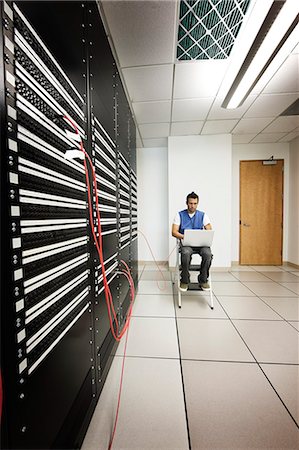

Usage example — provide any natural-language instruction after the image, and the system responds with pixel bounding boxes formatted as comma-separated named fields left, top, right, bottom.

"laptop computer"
left=182, top=229, right=214, bottom=247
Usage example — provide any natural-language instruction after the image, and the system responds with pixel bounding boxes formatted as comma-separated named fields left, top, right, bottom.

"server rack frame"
left=1, top=1, right=138, bottom=448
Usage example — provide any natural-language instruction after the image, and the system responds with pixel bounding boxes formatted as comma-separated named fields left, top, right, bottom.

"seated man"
left=172, top=191, right=213, bottom=292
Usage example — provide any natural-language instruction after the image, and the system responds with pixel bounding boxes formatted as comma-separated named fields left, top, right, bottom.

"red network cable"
left=63, top=115, right=135, bottom=450
left=63, top=115, right=134, bottom=341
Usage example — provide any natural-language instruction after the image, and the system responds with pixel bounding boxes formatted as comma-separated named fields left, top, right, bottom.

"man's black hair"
left=186, top=191, right=199, bottom=202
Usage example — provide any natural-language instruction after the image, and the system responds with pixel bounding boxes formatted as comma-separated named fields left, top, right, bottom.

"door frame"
left=239, top=159, right=284, bottom=265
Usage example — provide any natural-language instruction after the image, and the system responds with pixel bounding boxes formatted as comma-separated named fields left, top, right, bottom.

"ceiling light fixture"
left=221, top=0, right=299, bottom=109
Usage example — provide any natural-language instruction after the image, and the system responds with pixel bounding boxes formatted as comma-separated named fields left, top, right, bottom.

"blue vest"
left=179, top=209, right=204, bottom=234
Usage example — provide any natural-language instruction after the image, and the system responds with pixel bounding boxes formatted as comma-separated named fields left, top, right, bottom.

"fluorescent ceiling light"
left=221, top=0, right=299, bottom=109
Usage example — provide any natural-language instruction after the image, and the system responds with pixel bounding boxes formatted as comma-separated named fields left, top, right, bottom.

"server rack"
left=0, top=2, right=137, bottom=449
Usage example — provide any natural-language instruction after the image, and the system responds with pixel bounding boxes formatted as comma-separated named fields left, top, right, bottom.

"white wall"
left=137, top=139, right=295, bottom=266
left=288, top=137, right=299, bottom=265
left=168, top=135, right=232, bottom=268
left=137, top=147, right=169, bottom=261
left=232, top=143, right=290, bottom=262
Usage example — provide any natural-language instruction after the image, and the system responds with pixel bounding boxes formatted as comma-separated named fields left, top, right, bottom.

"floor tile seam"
left=214, top=280, right=271, bottom=283
left=256, top=296, right=299, bottom=325
left=172, top=281, right=192, bottom=450
left=218, top=294, right=297, bottom=322
left=181, top=358, right=299, bottom=366
left=259, top=361, right=299, bottom=366
left=235, top=277, right=299, bottom=298
left=256, top=294, right=298, bottom=298
left=209, top=295, right=292, bottom=368
left=250, top=266, right=284, bottom=272
left=228, top=271, right=241, bottom=281
left=249, top=280, right=299, bottom=284
left=254, top=271, right=295, bottom=283
left=257, top=364, right=299, bottom=429
left=211, top=294, right=260, bottom=297
left=135, top=294, right=174, bottom=298
left=136, top=292, right=174, bottom=296
left=288, top=322, right=299, bottom=332
left=221, top=299, right=298, bottom=427
left=262, top=275, right=299, bottom=283
left=176, top=317, right=230, bottom=321
left=112, top=354, right=181, bottom=361
left=230, top=318, right=299, bottom=332
left=279, top=286, right=299, bottom=295
left=205, top=293, right=298, bottom=331
left=219, top=290, right=299, bottom=428
left=175, top=317, right=292, bottom=322
left=213, top=291, right=266, bottom=364
left=132, top=314, right=176, bottom=319
left=280, top=266, right=299, bottom=272
left=180, top=358, right=258, bottom=364
left=231, top=318, right=292, bottom=322
left=176, top=274, right=298, bottom=427
left=138, top=280, right=172, bottom=284
left=209, top=293, right=297, bottom=325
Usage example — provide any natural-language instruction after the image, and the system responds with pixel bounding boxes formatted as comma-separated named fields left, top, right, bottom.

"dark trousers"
left=180, top=246, right=213, bottom=284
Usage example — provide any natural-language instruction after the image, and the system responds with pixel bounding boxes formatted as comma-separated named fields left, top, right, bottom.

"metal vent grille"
left=177, top=0, right=251, bottom=60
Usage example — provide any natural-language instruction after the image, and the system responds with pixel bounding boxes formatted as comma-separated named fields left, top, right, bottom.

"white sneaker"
left=199, top=281, right=210, bottom=291
left=179, top=282, right=188, bottom=292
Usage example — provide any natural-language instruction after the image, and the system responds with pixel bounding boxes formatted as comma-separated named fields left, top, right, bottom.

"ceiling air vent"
left=177, top=0, right=251, bottom=60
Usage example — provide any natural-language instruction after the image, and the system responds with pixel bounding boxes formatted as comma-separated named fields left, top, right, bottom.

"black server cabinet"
left=0, top=2, right=137, bottom=449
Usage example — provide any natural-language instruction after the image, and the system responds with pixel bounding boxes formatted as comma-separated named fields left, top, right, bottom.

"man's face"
left=187, top=198, right=198, bottom=214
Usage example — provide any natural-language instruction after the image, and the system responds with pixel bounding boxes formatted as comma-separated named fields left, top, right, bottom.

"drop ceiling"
left=99, top=0, right=299, bottom=148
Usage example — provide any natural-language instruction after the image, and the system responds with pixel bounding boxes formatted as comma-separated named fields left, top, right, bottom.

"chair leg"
left=178, top=283, right=181, bottom=308
left=177, top=271, right=181, bottom=308
left=209, top=278, right=214, bottom=309
left=176, top=240, right=182, bottom=308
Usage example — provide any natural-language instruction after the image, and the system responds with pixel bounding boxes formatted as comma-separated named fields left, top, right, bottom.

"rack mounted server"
left=0, top=2, right=138, bottom=448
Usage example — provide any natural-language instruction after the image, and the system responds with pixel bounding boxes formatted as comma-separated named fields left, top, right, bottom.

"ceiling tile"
left=122, top=65, right=173, bottom=102
left=174, top=60, right=229, bottom=99
left=244, top=93, right=299, bottom=118
left=102, top=0, right=297, bottom=146
left=251, top=133, right=288, bottom=143
left=279, top=130, right=299, bottom=142
left=170, top=121, right=204, bottom=136
left=263, top=54, right=299, bottom=94
left=172, top=98, right=214, bottom=122
left=139, top=123, right=170, bottom=139
left=293, top=44, right=299, bottom=54
left=142, top=138, right=168, bottom=148
left=232, top=134, right=257, bottom=144
left=101, top=1, right=176, bottom=67
left=132, top=101, right=171, bottom=124
left=232, top=117, right=274, bottom=134
left=201, top=119, right=238, bottom=134
left=263, top=116, right=299, bottom=133
left=208, top=95, right=256, bottom=120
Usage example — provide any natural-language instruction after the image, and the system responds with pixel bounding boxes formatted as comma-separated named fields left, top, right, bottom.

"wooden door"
left=240, top=160, right=283, bottom=265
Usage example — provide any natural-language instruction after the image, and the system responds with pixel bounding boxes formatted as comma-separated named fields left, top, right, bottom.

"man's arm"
left=172, top=223, right=184, bottom=240
left=204, top=223, right=212, bottom=230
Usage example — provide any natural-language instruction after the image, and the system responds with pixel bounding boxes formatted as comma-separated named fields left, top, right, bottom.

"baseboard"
left=140, top=260, right=299, bottom=270
left=169, top=266, right=230, bottom=272
left=231, top=260, right=299, bottom=269
left=139, top=260, right=168, bottom=266
left=284, top=261, right=299, bottom=269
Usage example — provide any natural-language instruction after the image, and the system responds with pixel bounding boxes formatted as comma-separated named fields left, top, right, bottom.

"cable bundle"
left=63, top=115, right=135, bottom=341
